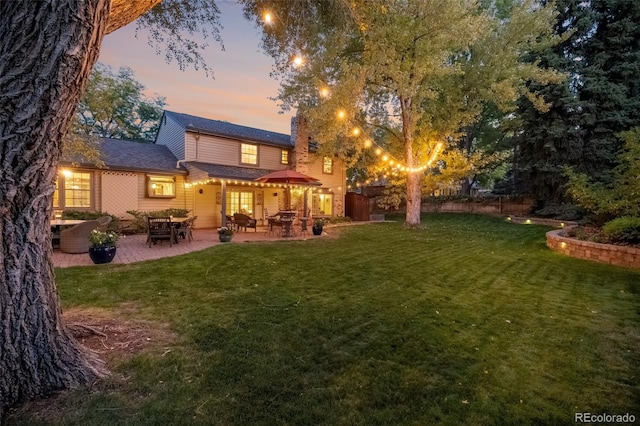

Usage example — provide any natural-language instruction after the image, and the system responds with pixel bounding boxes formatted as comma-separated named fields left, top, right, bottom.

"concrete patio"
left=52, top=226, right=330, bottom=268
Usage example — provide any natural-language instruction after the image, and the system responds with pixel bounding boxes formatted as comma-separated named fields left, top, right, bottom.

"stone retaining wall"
left=546, top=229, right=640, bottom=270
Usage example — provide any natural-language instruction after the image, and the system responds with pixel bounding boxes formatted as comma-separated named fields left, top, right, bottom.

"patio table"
left=278, top=211, right=296, bottom=237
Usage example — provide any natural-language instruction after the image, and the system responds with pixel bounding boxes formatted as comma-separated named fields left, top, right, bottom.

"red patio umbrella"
left=254, top=169, right=321, bottom=185
left=254, top=170, right=321, bottom=211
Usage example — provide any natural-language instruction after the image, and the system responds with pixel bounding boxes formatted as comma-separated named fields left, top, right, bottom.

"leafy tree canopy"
left=565, top=127, right=640, bottom=220
left=73, top=62, right=166, bottom=141
left=242, top=0, right=563, bottom=224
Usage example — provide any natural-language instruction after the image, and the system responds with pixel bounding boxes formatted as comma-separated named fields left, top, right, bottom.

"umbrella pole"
left=285, top=186, right=291, bottom=211
left=303, top=189, right=308, bottom=217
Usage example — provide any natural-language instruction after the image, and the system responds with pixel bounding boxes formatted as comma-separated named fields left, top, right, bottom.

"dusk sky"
left=98, top=1, right=292, bottom=135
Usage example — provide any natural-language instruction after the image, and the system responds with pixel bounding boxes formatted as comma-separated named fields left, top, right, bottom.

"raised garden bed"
left=547, top=229, right=640, bottom=270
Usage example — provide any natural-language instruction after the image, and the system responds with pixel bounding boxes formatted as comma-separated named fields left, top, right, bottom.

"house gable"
left=155, top=111, right=187, bottom=160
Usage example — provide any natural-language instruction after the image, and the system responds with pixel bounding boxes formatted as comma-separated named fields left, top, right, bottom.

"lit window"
left=241, top=143, right=258, bottom=165
left=323, top=157, right=333, bottom=174
left=147, top=175, right=176, bottom=198
left=226, top=191, right=254, bottom=215
left=63, top=171, right=92, bottom=208
left=281, top=149, right=289, bottom=164
left=313, top=193, right=333, bottom=216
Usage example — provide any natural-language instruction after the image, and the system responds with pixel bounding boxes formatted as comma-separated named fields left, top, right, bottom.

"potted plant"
left=88, top=229, right=119, bottom=264
left=312, top=218, right=324, bottom=236
left=217, top=226, right=234, bottom=242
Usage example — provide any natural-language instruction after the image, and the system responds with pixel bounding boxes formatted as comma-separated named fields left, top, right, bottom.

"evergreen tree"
left=580, top=0, right=640, bottom=182
left=515, top=0, right=640, bottom=205
left=513, top=0, right=594, bottom=203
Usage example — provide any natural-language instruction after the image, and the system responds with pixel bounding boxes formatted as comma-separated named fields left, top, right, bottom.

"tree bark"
left=107, top=0, right=163, bottom=34
left=0, top=0, right=119, bottom=415
left=401, top=97, right=421, bottom=226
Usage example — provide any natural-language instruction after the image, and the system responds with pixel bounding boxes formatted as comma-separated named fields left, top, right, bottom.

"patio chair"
left=267, top=213, right=283, bottom=236
left=176, top=216, right=196, bottom=242
left=147, top=217, right=174, bottom=247
left=96, top=215, right=112, bottom=231
left=233, top=213, right=257, bottom=232
left=59, top=220, right=100, bottom=253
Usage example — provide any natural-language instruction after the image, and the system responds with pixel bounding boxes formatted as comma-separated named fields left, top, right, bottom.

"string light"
left=292, top=55, right=304, bottom=67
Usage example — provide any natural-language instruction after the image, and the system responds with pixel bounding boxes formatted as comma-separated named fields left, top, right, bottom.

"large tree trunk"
left=401, top=97, right=421, bottom=226
left=0, top=0, right=114, bottom=415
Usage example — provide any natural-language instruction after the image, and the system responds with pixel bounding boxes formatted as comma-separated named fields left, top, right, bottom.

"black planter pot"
left=312, top=225, right=323, bottom=236
left=88, top=246, right=117, bottom=264
left=218, top=234, right=233, bottom=242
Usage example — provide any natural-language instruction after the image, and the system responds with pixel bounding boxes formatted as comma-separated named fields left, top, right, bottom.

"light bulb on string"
left=292, top=55, right=304, bottom=67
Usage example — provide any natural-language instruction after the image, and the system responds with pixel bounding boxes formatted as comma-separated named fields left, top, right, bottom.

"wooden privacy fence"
left=420, top=197, right=534, bottom=215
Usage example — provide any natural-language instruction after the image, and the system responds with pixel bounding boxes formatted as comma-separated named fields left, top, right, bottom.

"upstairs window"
left=147, top=175, right=176, bottom=198
left=323, top=156, right=333, bottom=174
left=281, top=149, right=289, bottom=165
left=241, top=143, right=258, bottom=165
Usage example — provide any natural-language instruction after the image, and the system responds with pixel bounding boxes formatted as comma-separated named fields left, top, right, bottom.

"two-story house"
left=55, top=111, right=346, bottom=228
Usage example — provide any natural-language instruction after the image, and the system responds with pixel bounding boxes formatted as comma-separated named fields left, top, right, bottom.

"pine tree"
left=515, top=0, right=640, bottom=206
left=580, top=0, right=640, bottom=182
left=514, top=0, right=594, bottom=204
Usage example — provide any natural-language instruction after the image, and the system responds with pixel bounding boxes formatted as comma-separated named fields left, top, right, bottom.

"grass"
left=10, top=214, right=640, bottom=425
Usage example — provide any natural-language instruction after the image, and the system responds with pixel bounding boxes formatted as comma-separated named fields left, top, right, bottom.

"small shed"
left=345, top=192, right=370, bottom=221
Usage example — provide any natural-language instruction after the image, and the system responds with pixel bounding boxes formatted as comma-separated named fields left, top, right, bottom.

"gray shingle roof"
left=185, top=162, right=274, bottom=181
left=164, top=110, right=293, bottom=148
left=61, top=138, right=185, bottom=174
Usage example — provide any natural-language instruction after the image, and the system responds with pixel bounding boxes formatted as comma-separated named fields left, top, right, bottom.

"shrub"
left=126, top=209, right=192, bottom=233
left=322, top=216, right=351, bottom=225
left=62, top=210, right=119, bottom=231
left=602, top=217, right=640, bottom=244
left=534, top=203, right=584, bottom=221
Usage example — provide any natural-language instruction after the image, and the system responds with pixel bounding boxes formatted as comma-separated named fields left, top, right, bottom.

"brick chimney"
left=291, top=114, right=309, bottom=175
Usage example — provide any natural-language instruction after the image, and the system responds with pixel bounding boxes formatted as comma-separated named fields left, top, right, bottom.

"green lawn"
left=11, top=214, right=640, bottom=425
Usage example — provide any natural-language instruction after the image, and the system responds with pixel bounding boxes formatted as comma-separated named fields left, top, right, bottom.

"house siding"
left=136, top=174, right=191, bottom=213
left=308, top=155, right=346, bottom=216
left=101, top=171, right=138, bottom=217
left=156, top=113, right=186, bottom=160
left=193, top=183, right=217, bottom=228
left=186, top=132, right=288, bottom=170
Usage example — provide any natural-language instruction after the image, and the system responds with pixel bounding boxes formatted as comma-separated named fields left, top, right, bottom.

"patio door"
left=312, top=193, right=333, bottom=216
left=226, top=191, right=254, bottom=216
